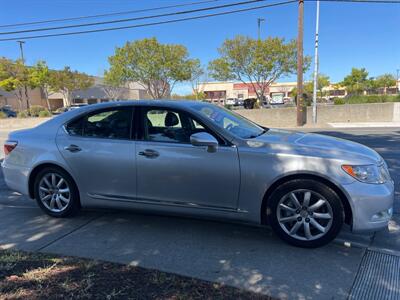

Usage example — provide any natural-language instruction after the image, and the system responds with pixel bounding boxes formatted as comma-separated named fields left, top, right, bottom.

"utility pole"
left=312, top=0, right=320, bottom=124
left=257, top=18, right=265, bottom=40
left=17, top=41, right=25, bottom=61
left=296, top=0, right=306, bottom=126
left=17, top=40, right=30, bottom=112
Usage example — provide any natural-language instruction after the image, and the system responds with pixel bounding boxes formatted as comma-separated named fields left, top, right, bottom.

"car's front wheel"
left=34, top=167, right=80, bottom=218
left=267, top=179, right=344, bottom=248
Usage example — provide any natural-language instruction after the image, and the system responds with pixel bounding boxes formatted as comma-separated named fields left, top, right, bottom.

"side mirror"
left=190, top=132, right=218, bottom=153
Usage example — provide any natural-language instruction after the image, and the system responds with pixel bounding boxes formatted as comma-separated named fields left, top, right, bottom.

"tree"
left=29, top=61, right=54, bottom=110
left=103, top=69, right=124, bottom=100
left=208, top=35, right=311, bottom=104
left=314, top=74, right=330, bottom=97
left=106, top=38, right=197, bottom=99
left=187, top=60, right=207, bottom=100
left=50, top=67, right=94, bottom=107
left=374, top=74, right=396, bottom=94
left=0, top=57, right=30, bottom=111
left=341, top=68, right=369, bottom=95
left=171, top=92, right=205, bottom=100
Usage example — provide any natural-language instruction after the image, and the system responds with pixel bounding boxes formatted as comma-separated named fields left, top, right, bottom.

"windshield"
left=192, top=103, right=266, bottom=139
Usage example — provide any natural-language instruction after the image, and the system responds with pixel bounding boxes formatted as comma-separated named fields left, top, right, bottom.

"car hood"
left=247, top=129, right=382, bottom=165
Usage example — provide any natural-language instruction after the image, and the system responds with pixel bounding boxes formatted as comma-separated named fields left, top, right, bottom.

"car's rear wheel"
left=34, top=167, right=80, bottom=217
left=267, top=179, right=344, bottom=248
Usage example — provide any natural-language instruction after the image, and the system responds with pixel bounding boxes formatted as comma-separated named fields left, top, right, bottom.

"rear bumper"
left=1, top=160, right=30, bottom=196
left=342, top=180, right=394, bottom=233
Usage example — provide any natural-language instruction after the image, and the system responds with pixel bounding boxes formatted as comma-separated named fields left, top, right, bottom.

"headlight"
left=342, top=164, right=390, bottom=184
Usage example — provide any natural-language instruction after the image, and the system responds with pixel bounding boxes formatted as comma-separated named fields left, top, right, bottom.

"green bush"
left=38, top=110, right=52, bottom=118
left=29, top=105, right=47, bottom=117
left=333, top=94, right=400, bottom=105
left=0, top=112, right=7, bottom=119
left=17, top=110, right=29, bottom=118
left=333, top=98, right=346, bottom=105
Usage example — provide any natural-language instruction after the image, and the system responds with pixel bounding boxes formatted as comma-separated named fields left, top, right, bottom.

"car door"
left=56, top=106, right=137, bottom=201
left=136, top=106, right=240, bottom=209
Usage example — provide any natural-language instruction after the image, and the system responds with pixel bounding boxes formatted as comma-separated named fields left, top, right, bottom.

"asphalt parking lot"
left=0, top=127, right=399, bottom=299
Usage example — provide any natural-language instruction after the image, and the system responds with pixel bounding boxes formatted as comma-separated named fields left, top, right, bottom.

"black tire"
left=34, top=166, right=81, bottom=218
left=267, top=179, right=344, bottom=248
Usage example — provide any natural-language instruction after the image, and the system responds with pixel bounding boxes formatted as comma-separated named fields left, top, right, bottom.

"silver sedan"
left=2, top=101, right=394, bottom=247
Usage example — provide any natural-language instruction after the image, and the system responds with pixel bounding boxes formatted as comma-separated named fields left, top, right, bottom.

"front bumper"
left=342, top=180, right=394, bottom=233
left=1, top=160, right=30, bottom=196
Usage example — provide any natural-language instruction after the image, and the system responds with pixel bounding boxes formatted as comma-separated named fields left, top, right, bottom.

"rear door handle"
left=64, top=144, right=81, bottom=152
left=138, top=149, right=159, bottom=158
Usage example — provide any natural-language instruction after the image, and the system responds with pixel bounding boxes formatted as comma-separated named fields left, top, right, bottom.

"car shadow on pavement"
left=0, top=188, right=364, bottom=300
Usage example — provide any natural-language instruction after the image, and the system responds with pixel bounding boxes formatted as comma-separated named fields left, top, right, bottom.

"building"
left=0, top=77, right=153, bottom=111
left=200, top=80, right=400, bottom=104
left=0, top=88, right=48, bottom=110
left=47, top=77, right=152, bottom=110
left=200, top=81, right=297, bottom=104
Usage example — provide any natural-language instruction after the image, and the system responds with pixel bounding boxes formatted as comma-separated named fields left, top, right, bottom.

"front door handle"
left=138, top=149, right=159, bottom=158
left=64, top=144, right=81, bottom=152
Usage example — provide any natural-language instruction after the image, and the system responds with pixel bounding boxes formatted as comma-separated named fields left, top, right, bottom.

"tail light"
left=4, top=140, right=18, bottom=156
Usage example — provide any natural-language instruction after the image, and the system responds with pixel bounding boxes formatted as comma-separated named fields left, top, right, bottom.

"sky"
left=1, top=0, right=399, bottom=94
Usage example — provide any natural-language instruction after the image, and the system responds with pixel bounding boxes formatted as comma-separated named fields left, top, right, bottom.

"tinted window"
left=66, top=117, right=84, bottom=136
left=192, top=103, right=265, bottom=139
left=66, top=108, right=132, bottom=139
left=144, top=109, right=206, bottom=144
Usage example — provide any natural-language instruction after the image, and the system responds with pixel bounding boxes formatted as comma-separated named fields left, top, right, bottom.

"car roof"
left=80, top=99, right=206, bottom=109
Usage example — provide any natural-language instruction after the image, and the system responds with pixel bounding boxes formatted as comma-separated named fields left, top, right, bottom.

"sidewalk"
left=328, top=122, right=400, bottom=128
left=1, top=190, right=399, bottom=299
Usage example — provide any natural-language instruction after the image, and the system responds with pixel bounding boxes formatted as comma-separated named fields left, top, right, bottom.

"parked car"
left=2, top=101, right=393, bottom=248
left=66, top=103, right=88, bottom=111
left=243, top=98, right=257, bottom=109
left=55, top=104, right=89, bottom=114
left=225, top=98, right=237, bottom=106
left=236, top=99, right=244, bottom=106
left=0, top=106, right=17, bottom=118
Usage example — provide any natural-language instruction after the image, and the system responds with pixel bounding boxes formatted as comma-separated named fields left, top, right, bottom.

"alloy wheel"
left=277, top=189, right=333, bottom=241
left=38, top=173, right=71, bottom=213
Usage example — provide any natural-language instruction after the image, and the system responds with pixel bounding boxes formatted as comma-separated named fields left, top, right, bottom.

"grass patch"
left=0, top=249, right=273, bottom=299
left=333, top=94, right=400, bottom=105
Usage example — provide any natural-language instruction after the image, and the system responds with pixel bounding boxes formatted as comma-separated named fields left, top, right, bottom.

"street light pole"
left=312, top=0, right=320, bottom=124
left=296, top=0, right=306, bottom=126
left=257, top=18, right=265, bottom=40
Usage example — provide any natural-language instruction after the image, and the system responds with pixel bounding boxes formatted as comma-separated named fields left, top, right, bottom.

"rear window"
left=65, top=107, right=132, bottom=139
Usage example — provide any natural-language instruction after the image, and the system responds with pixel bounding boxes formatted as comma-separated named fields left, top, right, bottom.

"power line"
left=307, top=0, right=400, bottom=3
left=0, top=0, right=271, bottom=36
left=1, top=0, right=397, bottom=42
left=0, top=0, right=297, bottom=42
left=0, top=0, right=219, bottom=29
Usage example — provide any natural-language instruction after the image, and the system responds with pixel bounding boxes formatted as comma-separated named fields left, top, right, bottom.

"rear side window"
left=65, top=107, right=133, bottom=140
left=66, top=118, right=84, bottom=136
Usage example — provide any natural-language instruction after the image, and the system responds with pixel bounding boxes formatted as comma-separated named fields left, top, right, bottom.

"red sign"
left=233, top=83, right=269, bottom=96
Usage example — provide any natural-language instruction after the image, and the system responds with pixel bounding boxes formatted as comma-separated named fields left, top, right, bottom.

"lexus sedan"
left=2, top=101, right=394, bottom=247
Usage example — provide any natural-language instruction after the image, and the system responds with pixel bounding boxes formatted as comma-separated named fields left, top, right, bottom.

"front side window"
left=144, top=109, right=207, bottom=144
left=65, top=107, right=132, bottom=139
left=192, top=103, right=265, bottom=139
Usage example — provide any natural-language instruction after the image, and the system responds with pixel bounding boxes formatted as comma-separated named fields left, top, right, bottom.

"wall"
left=236, top=103, right=399, bottom=127
left=0, top=88, right=48, bottom=111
